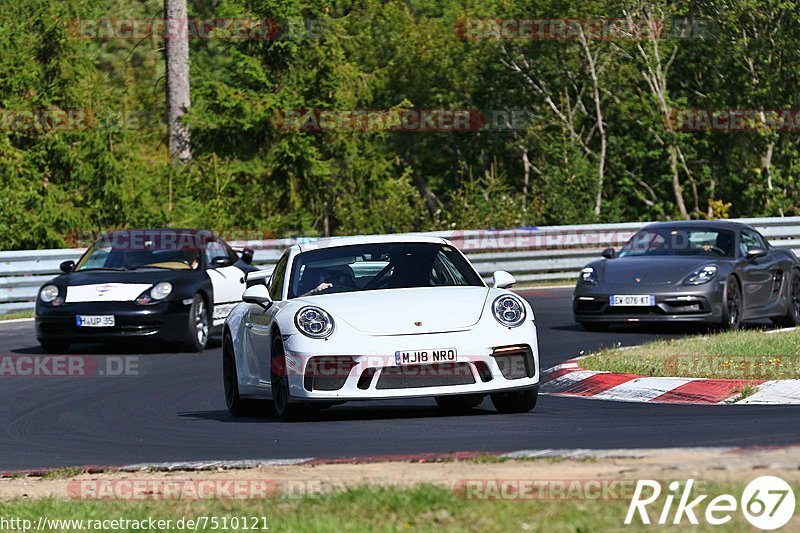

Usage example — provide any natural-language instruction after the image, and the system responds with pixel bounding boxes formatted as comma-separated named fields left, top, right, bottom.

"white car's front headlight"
left=492, top=295, right=526, bottom=328
left=295, top=306, right=335, bottom=338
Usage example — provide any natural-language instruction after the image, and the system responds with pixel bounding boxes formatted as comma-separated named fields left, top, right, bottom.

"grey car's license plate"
left=609, top=295, right=655, bottom=306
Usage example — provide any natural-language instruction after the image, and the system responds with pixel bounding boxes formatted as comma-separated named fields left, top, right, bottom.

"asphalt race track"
left=1, top=287, right=798, bottom=471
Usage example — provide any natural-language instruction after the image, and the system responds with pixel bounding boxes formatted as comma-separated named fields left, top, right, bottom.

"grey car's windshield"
left=618, top=228, right=736, bottom=258
left=288, top=242, right=484, bottom=298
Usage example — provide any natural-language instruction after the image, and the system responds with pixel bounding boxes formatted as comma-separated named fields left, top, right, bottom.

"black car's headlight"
left=39, top=285, right=64, bottom=306
left=683, top=265, right=717, bottom=285
left=136, top=282, right=173, bottom=305
left=578, top=267, right=598, bottom=285
left=492, top=295, right=526, bottom=328
left=295, top=306, right=335, bottom=339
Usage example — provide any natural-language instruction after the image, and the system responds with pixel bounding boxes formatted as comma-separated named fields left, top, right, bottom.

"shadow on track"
left=177, top=402, right=504, bottom=424
left=11, top=337, right=223, bottom=356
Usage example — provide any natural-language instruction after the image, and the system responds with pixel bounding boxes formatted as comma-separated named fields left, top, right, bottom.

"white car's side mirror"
left=492, top=270, right=516, bottom=289
left=245, top=269, right=272, bottom=288
left=242, top=284, right=272, bottom=309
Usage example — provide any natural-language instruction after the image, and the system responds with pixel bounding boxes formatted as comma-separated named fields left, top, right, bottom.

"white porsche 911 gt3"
left=222, top=235, right=539, bottom=419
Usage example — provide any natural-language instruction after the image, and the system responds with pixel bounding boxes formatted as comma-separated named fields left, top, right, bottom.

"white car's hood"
left=300, top=286, right=490, bottom=335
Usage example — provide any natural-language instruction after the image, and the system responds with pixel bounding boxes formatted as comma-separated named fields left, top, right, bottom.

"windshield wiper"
left=127, top=265, right=176, bottom=271
left=76, top=267, right=125, bottom=272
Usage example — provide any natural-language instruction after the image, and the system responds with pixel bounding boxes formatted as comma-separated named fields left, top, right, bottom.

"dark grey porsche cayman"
left=573, top=221, right=800, bottom=330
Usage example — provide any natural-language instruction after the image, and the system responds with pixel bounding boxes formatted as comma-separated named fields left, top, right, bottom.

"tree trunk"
left=669, top=145, right=689, bottom=219
left=165, top=0, right=191, bottom=162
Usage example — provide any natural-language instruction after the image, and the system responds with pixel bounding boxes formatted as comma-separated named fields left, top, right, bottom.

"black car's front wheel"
left=183, top=294, right=209, bottom=352
left=774, top=269, right=800, bottom=327
left=720, top=275, right=742, bottom=330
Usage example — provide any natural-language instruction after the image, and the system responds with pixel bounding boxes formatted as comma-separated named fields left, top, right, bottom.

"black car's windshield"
left=618, top=228, right=736, bottom=258
left=287, top=242, right=484, bottom=298
left=75, top=233, right=203, bottom=271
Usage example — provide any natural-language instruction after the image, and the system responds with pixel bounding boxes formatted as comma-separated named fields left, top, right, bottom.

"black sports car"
left=35, top=229, right=257, bottom=353
left=573, top=220, right=800, bottom=330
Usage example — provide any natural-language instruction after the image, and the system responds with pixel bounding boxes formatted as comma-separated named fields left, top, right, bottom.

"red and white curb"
left=541, top=360, right=800, bottom=405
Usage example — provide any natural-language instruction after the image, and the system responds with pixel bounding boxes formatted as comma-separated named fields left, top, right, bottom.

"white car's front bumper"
left=282, top=320, right=539, bottom=401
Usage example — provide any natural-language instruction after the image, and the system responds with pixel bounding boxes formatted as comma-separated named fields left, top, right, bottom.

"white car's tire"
left=435, top=394, right=484, bottom=411
left=271, top=337, right=312, bottom=420
left=490, top=387, right=538, bottom=414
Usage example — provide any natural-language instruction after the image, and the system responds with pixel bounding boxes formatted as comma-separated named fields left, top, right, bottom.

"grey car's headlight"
left=684, top=265, right=717, bottom=285
left=150, top=282, right=173, bottom=300
left=492, top=295, right=526, bottom=327
left=295, top=306, right=335, bottom=338
left=578, top=267, right=598, bottom=285
left=39, top=285, right=59, bottom=303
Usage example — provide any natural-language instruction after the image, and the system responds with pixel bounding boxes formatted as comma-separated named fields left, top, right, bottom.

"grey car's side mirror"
left=746, top=247, right=768, bottom=260
left=242, top=284, right=272, bottom=309
left=60, top=260, right=75, bottom=273
left=601, top=248, right=616, bottom=259
left=492, top=270, right=516, bottom=289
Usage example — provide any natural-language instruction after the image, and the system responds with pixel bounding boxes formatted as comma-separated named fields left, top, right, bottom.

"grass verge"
left=0, top=311, right=33, bottom=321
left=0, top=482, right=792, bottom=532
left=581, top=328, right=800, bottom=380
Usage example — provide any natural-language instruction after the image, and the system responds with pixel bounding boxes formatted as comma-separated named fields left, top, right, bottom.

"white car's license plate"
left=76, top=315, right=115, bottom=327
left=395, top=348, right=457, bottom=365
left=609, top=295, right=655, bottom=307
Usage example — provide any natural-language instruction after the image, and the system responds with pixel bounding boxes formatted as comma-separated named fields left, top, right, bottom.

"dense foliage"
left=1, top=0, right=799, bottom=250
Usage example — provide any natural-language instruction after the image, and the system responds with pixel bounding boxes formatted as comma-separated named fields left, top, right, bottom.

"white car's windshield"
left=618, top=228, right=735, bottom=258
left=288, top=242, right=484, bottom=298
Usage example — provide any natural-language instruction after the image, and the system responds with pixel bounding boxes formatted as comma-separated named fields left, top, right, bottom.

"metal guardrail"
left=2, top=216, right=800, bottom=314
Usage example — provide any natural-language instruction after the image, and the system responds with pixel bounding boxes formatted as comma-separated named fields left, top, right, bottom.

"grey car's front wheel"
left=720, top=276, right=742, bottom=330
left=774, top=269, right=800, bottom=327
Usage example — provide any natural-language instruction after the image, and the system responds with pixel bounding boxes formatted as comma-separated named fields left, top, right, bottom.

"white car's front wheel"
left=271, top=337, right=313, bottom=420
left=224, top=333, right=255, bottom=416
left=435, top=394, right=484, bottom=411
left=490, top=387, right=538, bottom=414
